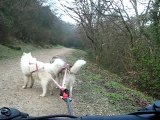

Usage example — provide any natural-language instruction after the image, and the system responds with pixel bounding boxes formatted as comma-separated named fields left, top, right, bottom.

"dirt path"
left=0, top=48, right=74, bottom=116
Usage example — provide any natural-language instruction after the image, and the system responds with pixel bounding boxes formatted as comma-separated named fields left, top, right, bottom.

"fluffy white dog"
left=20, top=52, right=65, bottom=97
left=63, top=60, right=86, bottom=98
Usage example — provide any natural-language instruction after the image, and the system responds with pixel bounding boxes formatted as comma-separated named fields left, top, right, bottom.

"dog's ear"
left=23, top=52, right=26, bottom=55
left=28, top=52, right=31, bottom=55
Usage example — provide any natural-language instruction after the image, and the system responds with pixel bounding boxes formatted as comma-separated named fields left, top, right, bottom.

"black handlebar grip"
left=0, top=107, right=28, bottom=120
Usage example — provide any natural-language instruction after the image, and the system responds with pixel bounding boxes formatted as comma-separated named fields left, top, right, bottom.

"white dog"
left=63, top=60, right=86, bottom=98
left=20, top=52, right=65, bottom=97
left=50, top=57, right=86, bottom=98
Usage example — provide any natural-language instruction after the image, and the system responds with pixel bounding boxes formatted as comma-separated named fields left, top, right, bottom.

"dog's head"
left=50, top=56, right=59, bottom=63
left=22, top=52, right=32, bottom=57
left=21, top=52, right=36, bottom=63
left=53, top=58, right=65, bottom=67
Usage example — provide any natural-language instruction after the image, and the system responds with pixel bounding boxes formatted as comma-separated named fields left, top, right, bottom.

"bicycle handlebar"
left=1, top=101, right=160, bottom=120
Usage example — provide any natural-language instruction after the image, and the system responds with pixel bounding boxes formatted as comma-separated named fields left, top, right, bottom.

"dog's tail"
left=70, top=60, right=86, bottom=74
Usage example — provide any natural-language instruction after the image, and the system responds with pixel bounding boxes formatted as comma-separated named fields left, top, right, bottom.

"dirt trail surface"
left=0, top=47, right=118, bottom=117
left=0, top=48, right=74, bottom=116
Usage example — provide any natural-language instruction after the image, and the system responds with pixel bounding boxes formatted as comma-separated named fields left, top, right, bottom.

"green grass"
left=86, top=74, right=102, bottom=81
left=52, top=45, right=64, bottom=49
left=0, top=43, right=40, bottom=59
left=0, top=44, right=21, bottom=59
left=104, top=81, right=155, bottom=112
left=0, top=43, right=63, bottom=60
left=66, top=49, right=87, bottom=64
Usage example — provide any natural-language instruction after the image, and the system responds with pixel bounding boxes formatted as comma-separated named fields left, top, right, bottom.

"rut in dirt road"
left=0, top=48, right=74, bottom=116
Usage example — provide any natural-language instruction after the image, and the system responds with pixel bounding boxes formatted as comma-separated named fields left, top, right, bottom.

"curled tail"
left=70, top=60, right=86, bottom=74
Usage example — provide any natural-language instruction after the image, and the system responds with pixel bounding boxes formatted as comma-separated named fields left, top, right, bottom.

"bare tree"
left=59, top=0, right=153, bottom=72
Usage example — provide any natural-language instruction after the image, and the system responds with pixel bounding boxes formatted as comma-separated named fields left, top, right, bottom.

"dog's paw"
left=29, top=86, right=33, bottom=88
left=50, top=91, right=54, bottom=95
left=22, top=85, right=27, bottom=89
left=40, top=94, right=46, bottom=97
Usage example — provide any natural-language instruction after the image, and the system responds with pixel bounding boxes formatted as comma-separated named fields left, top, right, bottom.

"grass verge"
left=0, top=43, right=63, bottom=60
left=66, top=49, right=156, bottom=115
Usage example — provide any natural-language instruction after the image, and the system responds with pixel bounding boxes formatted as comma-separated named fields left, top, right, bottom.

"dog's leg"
left=69, top=85, right=73, bottom=98
left=58, top=74, right=61, bottom=85
left=29, top=75, right=35, bottom=88
left=68, top=76, right=75, bottom=98
left=55, top=75, right=60, bottom=89
left=49, top=81, right=54, bottom=95
left=22, top=75, right=29, bottom=89
left=40, top=80, right=48, bottom=97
